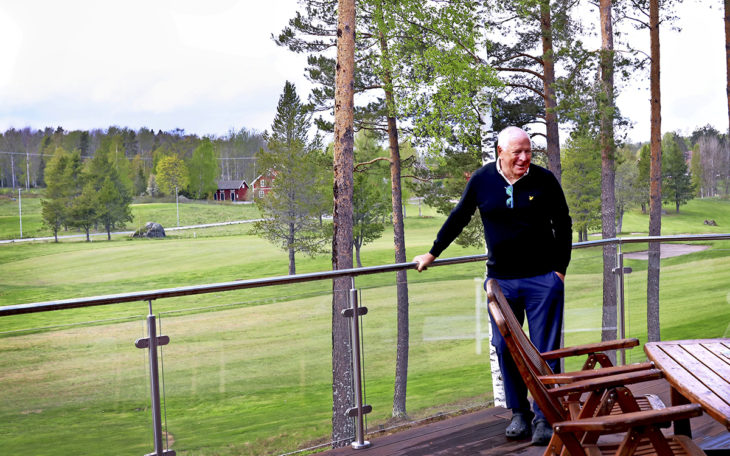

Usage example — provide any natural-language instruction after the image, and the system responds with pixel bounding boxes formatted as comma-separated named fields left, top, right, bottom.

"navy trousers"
left=487, top=271, right=564, bottom=422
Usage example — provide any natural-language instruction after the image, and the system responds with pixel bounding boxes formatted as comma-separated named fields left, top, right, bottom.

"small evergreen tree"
left=97, top=176, right=133, bottom=240
left=41, top=147, right=71, bottom=242
left=252, top=81, right=329, bottom=275
left=637, top=144, right=651, bottom=213
left=661, top=132, right=694, bottom=213
left=615, top=150, right=642, bottom=233
left=69, top=182, right=100, bottom=242
left=561, top=133, right=601, bottom=241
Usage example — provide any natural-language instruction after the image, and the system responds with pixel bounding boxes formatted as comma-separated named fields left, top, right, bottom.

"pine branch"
left=354, top=157, right=391, bottom=171
left=494, top=66, right=545, bottom=81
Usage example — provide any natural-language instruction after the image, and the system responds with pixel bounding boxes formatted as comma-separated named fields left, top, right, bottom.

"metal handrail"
left=0, top=254, right=489, bottom=316
left=3, top=233, right=730, bottom=317
left=572, top=233, right=730, bottom=249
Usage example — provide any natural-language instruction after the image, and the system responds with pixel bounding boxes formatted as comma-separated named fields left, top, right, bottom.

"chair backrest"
left=487, top=279, right=568, bottom=425
left=486, top=279, right=555, bottom=377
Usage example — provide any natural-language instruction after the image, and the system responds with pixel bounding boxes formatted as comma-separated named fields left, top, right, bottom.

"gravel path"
left=623, top=243, right=709, bottom=260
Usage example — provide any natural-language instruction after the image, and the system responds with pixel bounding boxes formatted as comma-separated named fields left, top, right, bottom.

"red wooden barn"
left=214, top=180, right=248, bottom=201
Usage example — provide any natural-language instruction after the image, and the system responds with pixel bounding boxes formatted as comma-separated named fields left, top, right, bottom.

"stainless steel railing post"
left=342, top=279, right=371, bottom=449
left=613, top=242, right=631, bottom=366
left=135, top=300, right=175, bottom=456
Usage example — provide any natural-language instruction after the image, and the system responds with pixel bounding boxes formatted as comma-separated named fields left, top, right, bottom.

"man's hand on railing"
left=412, top=253, right=436, bottom=272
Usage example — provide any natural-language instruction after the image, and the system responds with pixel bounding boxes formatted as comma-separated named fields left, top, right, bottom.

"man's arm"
left=413, top=172, right=481, bottom=272
left=549, top=173, right=573, bottom=277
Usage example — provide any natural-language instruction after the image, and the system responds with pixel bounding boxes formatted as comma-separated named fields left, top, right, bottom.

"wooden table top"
left=645, top=339, right=730, bottom=429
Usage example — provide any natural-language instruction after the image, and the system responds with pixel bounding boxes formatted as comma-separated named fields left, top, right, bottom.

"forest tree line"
left=0, top=125, right=267, bottom=195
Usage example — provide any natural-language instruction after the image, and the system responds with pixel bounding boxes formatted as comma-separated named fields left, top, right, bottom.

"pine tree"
left=637, top=144, right=651, bottom=213
left=97, top=176, right=133, bottom=240
left=662, top=133, right=695, bottom=213
left=615, top=149, right=642, bottom=233
left=561, top=134, right=601, bottom=242
left=41, top=147, right=72, bottom=242
left=82, top=146, right=134, bottom=239
left=252, top=81, right=330, bottom=275
left=69, top=182, right=100, bottom=242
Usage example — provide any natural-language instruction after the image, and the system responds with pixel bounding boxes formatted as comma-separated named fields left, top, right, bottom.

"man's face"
left=498, top=135, right=532, bottom=181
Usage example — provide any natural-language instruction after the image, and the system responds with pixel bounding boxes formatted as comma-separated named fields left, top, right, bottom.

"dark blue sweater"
left=430, top=162, right=572, bottom=279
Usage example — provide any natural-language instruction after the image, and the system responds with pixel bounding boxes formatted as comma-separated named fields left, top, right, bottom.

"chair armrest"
left=538, top=362, right=655, bottom=385
left=547, top=368, right=664, bottom=396
left=541, top=338, right=640, bottom=360
left=553, top=404, right=702, bottom=434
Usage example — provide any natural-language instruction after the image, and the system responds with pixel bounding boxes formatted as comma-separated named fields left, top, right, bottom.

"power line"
left=0, top=151, right=256, bottom=161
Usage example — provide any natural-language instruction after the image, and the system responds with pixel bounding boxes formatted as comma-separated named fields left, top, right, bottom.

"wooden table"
left=645, top=339, right=730, bottom=437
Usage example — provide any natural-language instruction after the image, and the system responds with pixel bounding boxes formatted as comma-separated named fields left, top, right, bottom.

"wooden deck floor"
left=319, top=379, right=729, bottom=456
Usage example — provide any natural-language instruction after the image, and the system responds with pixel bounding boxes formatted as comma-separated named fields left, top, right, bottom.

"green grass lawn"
left=2, top=196, right=730, bottom=455
left=0, top=189, right=260, bottom=240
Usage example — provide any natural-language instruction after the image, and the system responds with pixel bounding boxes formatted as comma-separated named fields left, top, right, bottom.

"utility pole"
left=18, top=188, right=23, bottom=239
left=10, top=154, right=15, bottom=189
left=175, top=186, right=180, bottom=227
left=26, top=151, right=30, bottom=189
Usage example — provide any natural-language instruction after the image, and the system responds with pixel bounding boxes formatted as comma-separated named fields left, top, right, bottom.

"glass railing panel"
left=157, top=282, right=341, bottom=455
left=621, top=241, right=648, bottom=364
left=563, top=248, right=610, bottom=371
left=0, top=313, right=150, bottom=455
left=359, top=274, right=491, bottom=433
left=622, top=239, right=730, bottom=363
left=656, top=241, right=730, bottom=341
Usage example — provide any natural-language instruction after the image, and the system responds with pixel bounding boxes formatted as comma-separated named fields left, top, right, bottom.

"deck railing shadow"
left=1, top=233, right=730, bottom=455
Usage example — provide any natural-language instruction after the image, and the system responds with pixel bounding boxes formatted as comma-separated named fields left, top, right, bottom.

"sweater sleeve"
left=549, top=173, right=573, bottom=275
left=429, top=176, right=478, bottom=258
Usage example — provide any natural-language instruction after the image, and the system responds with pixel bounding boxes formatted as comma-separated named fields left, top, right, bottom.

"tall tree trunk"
left=289, top=222, right=296, bottom=275
left=599, top=0, right=617, bottom=360
left=725, top=0, right=730, bottom=136
left=647, top=0, right=662, bottom=343
left=331, top=0, right=356, bottom=446
left=377, top=23, right=410, bottom=420
left=540, top=0, right=562, bottom=183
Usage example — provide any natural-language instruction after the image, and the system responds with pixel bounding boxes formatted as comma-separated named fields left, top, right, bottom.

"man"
left=413, top=126, right=572, bottom=446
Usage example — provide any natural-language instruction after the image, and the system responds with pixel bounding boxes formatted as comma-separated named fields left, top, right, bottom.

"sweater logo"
left=529, top=195, right=534, bottom=201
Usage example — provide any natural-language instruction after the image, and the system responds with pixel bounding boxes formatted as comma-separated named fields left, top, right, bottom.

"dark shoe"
left=505, top=413, right=531, bottom=440
left=531, top=419, right=552, bottom=446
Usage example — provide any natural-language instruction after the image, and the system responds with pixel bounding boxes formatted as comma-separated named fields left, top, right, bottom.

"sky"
left=0, top=0, right=726, bottom=144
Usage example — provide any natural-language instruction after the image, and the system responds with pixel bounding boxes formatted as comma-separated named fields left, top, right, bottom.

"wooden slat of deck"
left=316, top=379, right=728, bottom=456
left=321, top=406, right=541, bottom=456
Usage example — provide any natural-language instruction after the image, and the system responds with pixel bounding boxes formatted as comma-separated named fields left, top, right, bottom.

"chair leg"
left=614, top=386, right=641, bottom=414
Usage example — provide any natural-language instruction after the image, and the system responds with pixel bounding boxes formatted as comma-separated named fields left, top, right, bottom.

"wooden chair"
left=487, top=280, right=706, bottom=456
left=486, top=279, right=663, bottom=417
